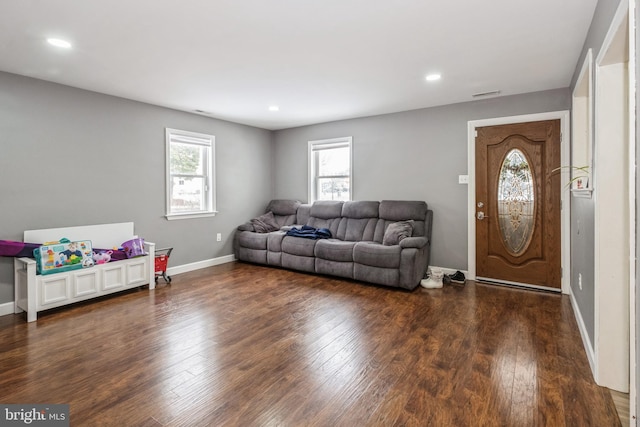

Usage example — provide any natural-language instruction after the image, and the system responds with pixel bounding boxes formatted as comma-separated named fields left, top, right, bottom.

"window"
left=165, top=128, right=216, bottom=219
left=308, top=137, right=352, bottom=202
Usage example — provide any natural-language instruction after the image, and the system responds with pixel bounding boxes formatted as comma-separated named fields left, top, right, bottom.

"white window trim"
left=571, top=48, right=594, bottom=197
left=165, top=128, right=217, bottom=220
left=308, top=136, right=353, bottom=203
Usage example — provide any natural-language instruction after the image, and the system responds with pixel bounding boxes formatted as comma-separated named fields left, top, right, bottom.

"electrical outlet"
left=216, top=233, right=222, bottom=242
left=578, top=273, right=582, bottom=290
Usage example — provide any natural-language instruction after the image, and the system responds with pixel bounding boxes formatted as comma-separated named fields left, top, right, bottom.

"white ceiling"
left=0, top=0, right=597, bottom=130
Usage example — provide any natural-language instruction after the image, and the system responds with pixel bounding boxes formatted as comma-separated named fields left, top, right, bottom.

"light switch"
left=458, top=175, right=469, bottom=184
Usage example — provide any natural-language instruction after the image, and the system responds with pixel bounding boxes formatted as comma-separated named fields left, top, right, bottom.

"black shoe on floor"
left=449, top=271, right=466, bottom=284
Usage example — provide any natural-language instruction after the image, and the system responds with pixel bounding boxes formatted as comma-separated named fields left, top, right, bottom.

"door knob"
left=477, top=211, right=488, bottom=220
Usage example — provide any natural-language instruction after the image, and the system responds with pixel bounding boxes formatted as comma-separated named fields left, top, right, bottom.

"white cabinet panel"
left=41, top=275, right=70, bottom=306
left=73, top=269, right=99, bottom=298
left=126, top=258, right=148, bottom=286
left=102, top=264, right=126, bottom=291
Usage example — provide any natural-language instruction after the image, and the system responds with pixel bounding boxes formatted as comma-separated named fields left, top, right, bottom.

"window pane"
left=317, top=177, right=350, bottom=201
left=497, top=149, right=535, bottom=255
left=170, top=176, right=205, bottom=212
left=318, top=146, right=349, bottom=176
left=170, top=142, right=204, bottom=174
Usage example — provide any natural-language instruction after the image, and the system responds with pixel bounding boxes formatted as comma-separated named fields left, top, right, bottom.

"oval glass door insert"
left=497, top=149, right=535, bottom=255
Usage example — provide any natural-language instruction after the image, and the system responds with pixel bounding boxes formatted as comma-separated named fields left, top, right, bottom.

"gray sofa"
left=234, top=199, right=433, bottom=290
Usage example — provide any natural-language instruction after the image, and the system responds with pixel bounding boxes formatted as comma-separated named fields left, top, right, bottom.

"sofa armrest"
left=399, top=236, right=428, bottom=249
left=237, top=222, right=255, bottom=232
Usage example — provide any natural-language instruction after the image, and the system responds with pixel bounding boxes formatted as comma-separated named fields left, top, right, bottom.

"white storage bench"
left=14, top=222, right=156, bottom=322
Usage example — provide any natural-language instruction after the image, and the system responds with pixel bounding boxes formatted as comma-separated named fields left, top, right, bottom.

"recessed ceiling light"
left=47, top=38, right=72, bottom=49
left=268, top=105, right=279, bottom=112
left=425, top=74, right=441, bottom=82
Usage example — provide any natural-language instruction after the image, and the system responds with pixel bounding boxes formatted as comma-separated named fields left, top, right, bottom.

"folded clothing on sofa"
left=285, top=225, right=332, bottom=240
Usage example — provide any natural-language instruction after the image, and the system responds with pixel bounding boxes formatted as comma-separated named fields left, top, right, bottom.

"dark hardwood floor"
left=0, top=262, right=620, bottom=426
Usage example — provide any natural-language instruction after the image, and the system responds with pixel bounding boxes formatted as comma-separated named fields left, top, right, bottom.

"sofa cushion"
left=267, top=231, right=287, bottom=252
left=341, top=201, right=379, bottom=218
left=237, top=231, right=269, bottom=250
left=250, top=211, right=280, bottom=233
left=334, top=216, right=378, bottom=241
left=267, top=199, right=301, bottom=227
left=267, top=199, right=301, bottom=216
left=296, top=204, right=311, bottom=225
left=354, top=264, right=399, bottom=287
left=379, top=200, right=428, bottom=221
left=310, top=201, right=344, bottom=219
left=382, top=220, right=414, bottom=246
left=315, top=239, right=356, bottom=262
left=353, top=242, right=401, bottom=268
left=374, top=201, right=428, bottom=240
left=316, top=259, right=354, bottom=279
left=307, top=217, right=342, bottom=237
left=282, top=236, right=318, bottom=257
left=333, top=201, right=380, bottom=241
left=236, top=247, right=268, bottom=264
left=281, top=253, right=315, bottom=273
left=267, top=251, right=282, bottom=266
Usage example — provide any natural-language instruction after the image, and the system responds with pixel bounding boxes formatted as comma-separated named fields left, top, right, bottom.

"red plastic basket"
left=154, top=247, right=173, bottom=283
left=155, top=254, right=169, bottom=272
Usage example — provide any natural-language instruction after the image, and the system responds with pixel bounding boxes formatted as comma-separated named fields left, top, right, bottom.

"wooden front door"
left=475, top=120, right=561, bottom=289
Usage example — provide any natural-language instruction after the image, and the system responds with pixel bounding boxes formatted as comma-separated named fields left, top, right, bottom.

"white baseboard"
left=570, top=287, right=596, bottom=379
left=0, top=302, right=14, bottom=317
left=166, top=254, right=236, bottom=276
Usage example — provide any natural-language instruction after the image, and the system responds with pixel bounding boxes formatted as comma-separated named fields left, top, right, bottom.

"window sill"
left=571, top=188, right=593, bottom=199
left=165, top=211, right=218, bottom=221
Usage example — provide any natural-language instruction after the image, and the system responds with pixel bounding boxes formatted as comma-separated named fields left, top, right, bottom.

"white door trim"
left=467, top=111, right=571, bottom=294
left=593, top=0, right=633, bottom=394
left=629, top=0, right=636, bottom=420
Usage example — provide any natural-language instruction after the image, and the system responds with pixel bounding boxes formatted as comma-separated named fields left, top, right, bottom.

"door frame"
left=467, top=111, right=571, bottom=294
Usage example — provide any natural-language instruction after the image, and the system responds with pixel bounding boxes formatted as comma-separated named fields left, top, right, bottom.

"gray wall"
left=0, top=72, right=273, bottom=304
left=272, top=89, right=570, bottom=270
left=569, top=0, right=622, bottom=349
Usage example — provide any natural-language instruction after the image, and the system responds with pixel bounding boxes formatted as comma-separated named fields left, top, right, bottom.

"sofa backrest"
left=306, top=201, right=344, bottom=236
left=335, top=201, right=380, bottom=241
left=376, top=200, right=429, bottom=240
left=266, top=199, right=300, bottom=227
left=301, top=199, right=429, bottom=243
left=296, top=204, right=311, bottom=225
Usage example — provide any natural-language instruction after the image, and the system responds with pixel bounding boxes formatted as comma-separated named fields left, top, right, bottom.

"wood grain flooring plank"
left=0, top=262, right=622, bottom=426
